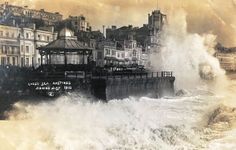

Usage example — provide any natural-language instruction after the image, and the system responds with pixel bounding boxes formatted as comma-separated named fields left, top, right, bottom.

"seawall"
left=91, top=73, right=175, bottom=101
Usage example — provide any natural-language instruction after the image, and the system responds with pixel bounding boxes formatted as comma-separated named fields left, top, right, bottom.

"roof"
left=59, top=28, right=74, bottom=37
left=38, top=28, right=92, bottom=52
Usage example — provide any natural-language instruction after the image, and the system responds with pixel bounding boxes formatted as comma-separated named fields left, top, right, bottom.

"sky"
left=1, top=0, right=236, bottom=47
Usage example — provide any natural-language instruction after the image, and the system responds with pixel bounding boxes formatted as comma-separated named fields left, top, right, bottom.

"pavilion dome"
left=59, top=28, right=74, bottom=37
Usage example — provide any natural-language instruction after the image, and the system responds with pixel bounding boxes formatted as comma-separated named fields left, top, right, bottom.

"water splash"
left=1, top=94, right=217, bottom=150
left=150, top=10, right=228, bottom=91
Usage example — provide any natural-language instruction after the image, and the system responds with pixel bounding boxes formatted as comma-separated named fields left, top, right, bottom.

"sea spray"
left=149, top=10, right=227, bottom=92
left=1, top=94, right=215, bottom=150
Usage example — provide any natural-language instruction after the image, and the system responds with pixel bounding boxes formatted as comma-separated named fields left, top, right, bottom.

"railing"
left=34, top=71, right=173, bottom=80
left=93, top=71, right=173, bottom=79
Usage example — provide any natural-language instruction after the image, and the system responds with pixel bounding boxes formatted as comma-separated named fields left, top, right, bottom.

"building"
left=147, top=10, right=167, bottom=48
left=215, top=52, right=236, bottom=71
left=0, top=2, right=63, bottom=26
left=95, top=38, right=144, bottom=67
left=19, top=26, right=35, bottom=67
left=215, top=44, right=236, bottom=71
left=106, top=9, right=166, bottom=49
left=34, top=26, right=57, bottom=67
left=0, top=25, right=20, bottom=66
left=0, top=24, right=57, bottom=67
left=66, top=15, right=91, bottom=32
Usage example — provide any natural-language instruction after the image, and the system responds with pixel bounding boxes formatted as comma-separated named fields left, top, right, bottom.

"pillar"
left=64, top=51, right=67, bottom=65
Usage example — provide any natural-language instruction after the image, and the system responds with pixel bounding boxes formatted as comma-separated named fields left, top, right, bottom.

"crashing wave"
left=208, top=105, right=236, bottom=131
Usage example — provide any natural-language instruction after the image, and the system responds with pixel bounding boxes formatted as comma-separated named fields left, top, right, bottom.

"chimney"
left=102, top=25, right=105, bottom=36
left=111, top=25, right=116, bottom=30
left=51, top=26, right=54, bottom=33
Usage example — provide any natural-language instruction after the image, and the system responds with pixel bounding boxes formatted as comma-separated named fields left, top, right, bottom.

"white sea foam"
left=0, top=92, right=218, bottom=150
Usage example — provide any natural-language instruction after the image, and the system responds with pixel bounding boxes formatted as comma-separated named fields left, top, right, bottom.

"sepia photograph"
left=0, top=0, right=236, bottom=149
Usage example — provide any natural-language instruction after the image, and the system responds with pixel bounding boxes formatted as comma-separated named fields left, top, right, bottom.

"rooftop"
left=38, top=28, right=92, bottom=52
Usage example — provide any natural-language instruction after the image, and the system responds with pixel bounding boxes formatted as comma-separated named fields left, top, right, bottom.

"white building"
left=0, top=25, right=20, bottom=66
left=96, top=39, right=144, bottom=67
left=0, top=24, right=56, bottom=67
left=34, top=27, right=57, bottom=67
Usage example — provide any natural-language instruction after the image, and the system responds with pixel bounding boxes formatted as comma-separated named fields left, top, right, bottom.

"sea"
left=0, top=80, right=236, bottom=150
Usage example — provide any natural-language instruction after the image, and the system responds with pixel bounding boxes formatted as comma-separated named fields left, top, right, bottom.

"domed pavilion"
left=38, top=28, right=92, bottom=69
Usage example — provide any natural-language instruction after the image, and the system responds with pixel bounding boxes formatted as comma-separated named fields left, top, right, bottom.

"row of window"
left=0, top=46, right=20, bottom=55
left=0, top=30, right=52, bottom=42
left=37, top=34, right=51, bottom=42
left=105, top=49, right=137, bottom=58
left=0, top=56, right=31, bottom=66
left=0, top=56, right=18, bottom=66
left=21, top=45, right=31, bottom=53
left=0, top=45, right=32, bottom=54
left=0, top=30, right=17, bottom=38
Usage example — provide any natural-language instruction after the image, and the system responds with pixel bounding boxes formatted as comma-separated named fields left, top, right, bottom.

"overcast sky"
left=2, top=0, right=236, bottom=46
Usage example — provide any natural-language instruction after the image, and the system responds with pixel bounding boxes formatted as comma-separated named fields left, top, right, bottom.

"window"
left=32, top=57, right=34, bottom=66
left=47, top=36, right=50, bottom=42
left=121, top=53, right=125, bottom=58
left=21, top=57, right=24, bottom=67
left=21, top=45, right=24, bottom=53
left=133, top=50, right=137, bottom=57
left=26, top=58, right=29, bottom=66
left=16, top=57, right=18, bottom=65
left=105, top=49, right=110, bottom=55
left=12, top=57, right=15, bottom=66
left=11, top=33, right=14, bottom=38
left=7, top=57, right=10, bottom=65
left=0, top=31, right=3, bottom=36
left=1, top=57, right=6, bottom=65
left=112, top=50, right=116, bottom=56
left=6, top=32, right=9, bottom=37
left=97, top=52, right=102, bottom=59
left=6, top=46, right=9, bottom=54
left=26, top=46, right=29, bottom=53
left=26, top=33, right=29, bottom=39
left=2, top=46, right=6, bottom=54
left=14, top=47, right=19, bottom=54
left=9, top=47, right=12, bottom=54
left=38, top=35, right=41, bottom=40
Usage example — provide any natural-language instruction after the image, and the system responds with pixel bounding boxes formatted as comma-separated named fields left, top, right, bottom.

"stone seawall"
left=91, top=76, right=175, bottom=101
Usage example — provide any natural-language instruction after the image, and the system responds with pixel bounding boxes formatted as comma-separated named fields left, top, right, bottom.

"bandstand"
left=38, top=28, right=93, bottom=71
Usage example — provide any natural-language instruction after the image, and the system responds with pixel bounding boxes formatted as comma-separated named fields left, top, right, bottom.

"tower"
left=147, top=9, right=167, bottom=49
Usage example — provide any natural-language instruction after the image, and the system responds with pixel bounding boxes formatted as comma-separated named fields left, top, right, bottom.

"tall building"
left=0, top=24, right=57, bottom=67
left=0, top=25, right=20, bottom=66
left=66, top=15, right=91, bottom=32
left=147, top=10, right=167, bottom=48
